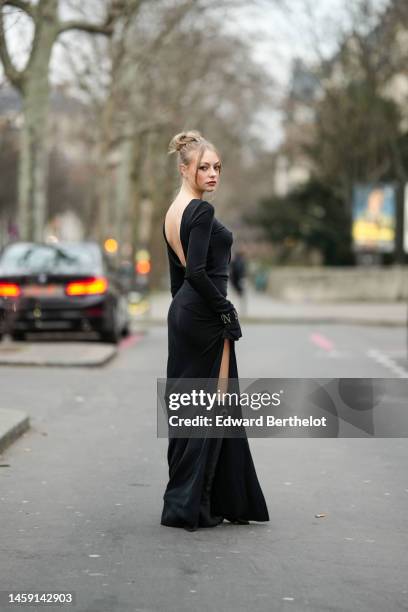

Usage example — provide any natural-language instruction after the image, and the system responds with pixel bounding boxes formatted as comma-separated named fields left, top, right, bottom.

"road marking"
left=310, top=332, right=334, bottom=351
left=366, top=348, right=408, bottom=378
left=310, top=332, right=350, bottom=358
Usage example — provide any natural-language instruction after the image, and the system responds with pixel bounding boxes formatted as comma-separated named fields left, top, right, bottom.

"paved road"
left=1, top=325, right=407, bottom=611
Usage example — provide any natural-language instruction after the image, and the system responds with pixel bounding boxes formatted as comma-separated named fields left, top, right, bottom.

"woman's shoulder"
left=189, top=199, right=215, bottom=219
left=186, top=200, right=215, bottom=231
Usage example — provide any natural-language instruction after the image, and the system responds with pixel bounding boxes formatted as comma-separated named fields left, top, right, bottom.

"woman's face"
left=181, top=148, right=221, bottom=194
left=368, top=189, right=384, bottom=215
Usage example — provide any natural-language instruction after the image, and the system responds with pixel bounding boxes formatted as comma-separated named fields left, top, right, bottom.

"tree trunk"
left=129, top=133, right=145, bottom=264
left=96, top=89, right=116, bottom=242
left=18, top=1, right=58, bottom=241
left=115, top=137, right=132, bottom=249
left=19, top=73, right=51, bottom=240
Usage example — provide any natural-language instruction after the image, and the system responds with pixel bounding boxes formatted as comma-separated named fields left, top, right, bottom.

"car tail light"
left=65, top=277, right=108, bottom=296
left=136, top=260, right=151, bottom=275
left=0, top=282, right=21, bottom=297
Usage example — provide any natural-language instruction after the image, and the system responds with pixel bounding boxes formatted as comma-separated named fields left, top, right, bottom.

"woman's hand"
left=220, top=308, right=242, bottom=341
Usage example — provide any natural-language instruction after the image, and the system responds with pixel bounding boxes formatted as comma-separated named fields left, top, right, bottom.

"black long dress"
left=161, top=198, right=269, bottom=530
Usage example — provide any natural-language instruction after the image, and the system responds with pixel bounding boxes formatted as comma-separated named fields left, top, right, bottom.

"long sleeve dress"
left=161, top=198, right=269, bottom=530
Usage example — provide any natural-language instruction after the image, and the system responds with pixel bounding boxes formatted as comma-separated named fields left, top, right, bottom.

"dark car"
left=0, top=241, right=130, bottom=343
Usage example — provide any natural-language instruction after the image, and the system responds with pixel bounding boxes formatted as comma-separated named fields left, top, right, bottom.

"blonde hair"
left=168, top=130, right=222, bottom=183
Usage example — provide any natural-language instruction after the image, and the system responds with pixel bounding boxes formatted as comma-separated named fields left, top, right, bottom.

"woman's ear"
left=180, top=164, right=188, bottom=178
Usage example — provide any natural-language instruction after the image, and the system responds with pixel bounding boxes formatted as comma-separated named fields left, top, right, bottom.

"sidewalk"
left=0, top=340, right=117, bottom=367
left=0, top=340, right=117, bottom=454
left=136, top=287, right=408, bottom=327
left=0, top=408, right=29, bottom=454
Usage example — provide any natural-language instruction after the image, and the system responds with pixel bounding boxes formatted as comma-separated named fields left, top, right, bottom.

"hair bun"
left=168, top=130, right=203, bottom=154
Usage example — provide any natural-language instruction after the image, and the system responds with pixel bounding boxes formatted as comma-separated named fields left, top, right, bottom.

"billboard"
left=352, top=183, right=396, bottom=253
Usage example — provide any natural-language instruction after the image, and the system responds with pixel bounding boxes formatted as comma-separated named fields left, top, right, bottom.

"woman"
left=161, top=130, right=269, bottom=531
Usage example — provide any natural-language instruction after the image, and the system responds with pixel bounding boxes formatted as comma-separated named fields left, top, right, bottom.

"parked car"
left=0, top=241, right=130, bottom=343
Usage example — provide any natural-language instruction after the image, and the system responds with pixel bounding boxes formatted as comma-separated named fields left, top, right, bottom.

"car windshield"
left=0, top=243, right=103, bottom=274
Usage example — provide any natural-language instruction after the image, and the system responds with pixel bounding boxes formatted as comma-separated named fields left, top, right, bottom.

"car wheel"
left=121, top=323, right=130, bottom=337
left=100, top=329, right=120, bottom=344
left=11, top=331, right=26, bottom=341
left=100, top=316, right=121, bottom=343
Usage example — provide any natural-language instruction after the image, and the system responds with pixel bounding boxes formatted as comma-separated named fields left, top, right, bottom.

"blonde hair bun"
left=168, top=130, right=203, bottom=154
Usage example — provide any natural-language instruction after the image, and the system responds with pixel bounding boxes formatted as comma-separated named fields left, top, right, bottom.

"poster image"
left=404, top=183, right=408, bottom=254
left=352, top=184, right=396, bottom=252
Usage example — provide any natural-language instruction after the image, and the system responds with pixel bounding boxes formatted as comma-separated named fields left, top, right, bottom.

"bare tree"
left=0, top=0, right=125, bottom=240
left=260, top=0, right=408, bottom=264
left=117, top=11, right=275, bottom=285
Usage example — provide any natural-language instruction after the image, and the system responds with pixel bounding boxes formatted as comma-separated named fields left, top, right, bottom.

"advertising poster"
left=352, top=183, right=396, bottom=252
left=404, top=183, right=408, bottom=253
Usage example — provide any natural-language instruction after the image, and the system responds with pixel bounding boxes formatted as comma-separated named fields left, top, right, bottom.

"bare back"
left=163, top=199, right=191, bottom=268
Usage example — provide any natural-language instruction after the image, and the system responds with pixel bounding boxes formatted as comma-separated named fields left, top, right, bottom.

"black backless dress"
left=161, top=198, right=269, bottom=530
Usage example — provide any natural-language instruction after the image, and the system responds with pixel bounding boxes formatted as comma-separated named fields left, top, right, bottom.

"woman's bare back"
left=164, top=198, right=192, bottom=268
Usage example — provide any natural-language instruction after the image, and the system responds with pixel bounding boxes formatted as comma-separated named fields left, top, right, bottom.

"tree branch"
left=0, top=3, right=25, bottom=88
left=58, top=20, right=113, bottom=36
left=59, top=0, right=148, bottom=38
left=3, top=0, right=34, bottom=18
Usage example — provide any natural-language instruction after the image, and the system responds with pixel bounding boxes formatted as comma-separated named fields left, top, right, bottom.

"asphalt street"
left=1, top=323, right=408, bottom=612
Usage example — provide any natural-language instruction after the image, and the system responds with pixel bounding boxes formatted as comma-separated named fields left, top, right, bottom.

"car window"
left=0, top=243, right=103, bottom=274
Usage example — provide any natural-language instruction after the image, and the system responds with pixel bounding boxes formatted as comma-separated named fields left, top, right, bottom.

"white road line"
left=366, top=348, right=408, bottom=378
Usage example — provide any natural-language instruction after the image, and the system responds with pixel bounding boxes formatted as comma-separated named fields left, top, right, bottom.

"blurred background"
left=1, top=0, right=408, bottom=332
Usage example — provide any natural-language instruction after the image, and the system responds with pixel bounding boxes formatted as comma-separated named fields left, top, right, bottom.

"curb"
left=0, top=346, right=117, bottom=368
left=0, top=408, right=30, bottom=454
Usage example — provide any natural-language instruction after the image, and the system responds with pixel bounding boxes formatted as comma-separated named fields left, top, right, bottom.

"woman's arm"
left=185, top=201, right=242, bottom=340
left=185, top=201, right=235, bottom=314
